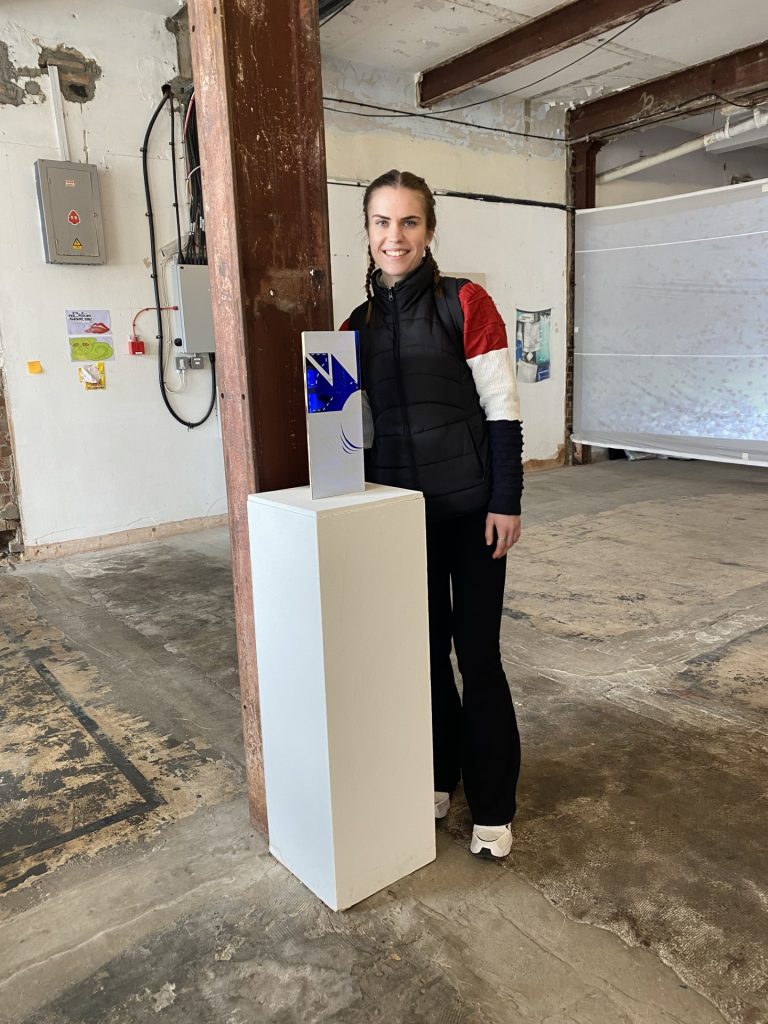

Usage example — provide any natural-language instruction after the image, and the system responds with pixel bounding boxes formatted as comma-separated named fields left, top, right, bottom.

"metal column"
left=188, top=0, right=333, bottom=832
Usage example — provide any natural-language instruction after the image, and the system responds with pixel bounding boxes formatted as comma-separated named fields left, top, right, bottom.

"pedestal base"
left=248, top=483, right=435, bottom=910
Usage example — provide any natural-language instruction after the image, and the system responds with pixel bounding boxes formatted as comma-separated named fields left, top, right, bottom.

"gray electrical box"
left=173, top=261, right=216, bottom=354
left=34, top=159, right=106, bottom=265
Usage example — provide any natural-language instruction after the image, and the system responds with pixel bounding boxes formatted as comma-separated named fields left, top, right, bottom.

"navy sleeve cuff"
left=487, top=419, right=524, bottom=516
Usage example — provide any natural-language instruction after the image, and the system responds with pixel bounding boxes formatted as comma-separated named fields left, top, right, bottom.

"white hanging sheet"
left=573, top=178, right=768, bottom=465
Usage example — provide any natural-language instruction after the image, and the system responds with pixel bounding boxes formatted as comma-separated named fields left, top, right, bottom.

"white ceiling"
left=321, top=0, right=768, bottom=108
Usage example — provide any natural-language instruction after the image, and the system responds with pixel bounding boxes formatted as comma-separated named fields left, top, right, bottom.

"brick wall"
left=0, top=377, right=20, bottom=548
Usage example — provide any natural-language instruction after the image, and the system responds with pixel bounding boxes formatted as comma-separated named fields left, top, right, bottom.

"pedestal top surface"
left=247, top=482, right=423, bottom=517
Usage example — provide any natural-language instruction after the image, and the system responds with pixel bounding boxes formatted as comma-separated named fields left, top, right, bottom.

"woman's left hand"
left=485, top=513, right=522, bottom=559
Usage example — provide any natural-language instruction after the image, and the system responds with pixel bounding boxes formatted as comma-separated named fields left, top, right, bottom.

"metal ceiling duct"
left=598, top=107, right=768, bottom=183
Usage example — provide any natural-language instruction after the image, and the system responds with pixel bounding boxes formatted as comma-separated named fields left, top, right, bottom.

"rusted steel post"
left=188, top=0, right=333, bottom=833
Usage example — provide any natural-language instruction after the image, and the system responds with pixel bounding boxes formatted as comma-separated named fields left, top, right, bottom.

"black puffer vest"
left=348, top=259, right=491, bottom=521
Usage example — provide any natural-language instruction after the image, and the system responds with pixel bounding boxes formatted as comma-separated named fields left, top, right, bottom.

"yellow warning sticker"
left=72, top=238, right=83, bottom=249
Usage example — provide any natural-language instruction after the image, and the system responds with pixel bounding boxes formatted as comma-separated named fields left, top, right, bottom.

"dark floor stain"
left=0, top=577, right=240, bottom=893
left=0, top=618, right=162, bottom=891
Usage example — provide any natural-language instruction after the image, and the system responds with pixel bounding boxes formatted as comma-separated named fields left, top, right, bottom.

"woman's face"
left=366, top=186, right=433, bottom=286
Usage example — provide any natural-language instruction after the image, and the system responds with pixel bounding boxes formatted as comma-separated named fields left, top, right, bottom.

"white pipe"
left=597, top=107, right=768, bottom=184
left=48, top=65, right=70, bottom=162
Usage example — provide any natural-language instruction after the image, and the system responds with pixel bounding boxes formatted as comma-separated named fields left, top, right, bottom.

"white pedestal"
left=247, top=483, right=435, bottom=910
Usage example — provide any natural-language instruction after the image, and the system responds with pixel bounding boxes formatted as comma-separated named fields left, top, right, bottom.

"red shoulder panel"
left=458, top=282, right=507, bottom=359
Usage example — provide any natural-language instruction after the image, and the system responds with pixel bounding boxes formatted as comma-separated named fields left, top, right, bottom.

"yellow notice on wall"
left=77, top=362, right=106, bottom=390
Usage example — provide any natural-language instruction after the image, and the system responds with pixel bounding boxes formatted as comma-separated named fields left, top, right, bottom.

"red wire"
left=132, top=305, right=177, bottom=338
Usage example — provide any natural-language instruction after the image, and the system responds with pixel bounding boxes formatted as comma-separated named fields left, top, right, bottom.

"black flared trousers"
left=426, top=510, right=521, bottom=826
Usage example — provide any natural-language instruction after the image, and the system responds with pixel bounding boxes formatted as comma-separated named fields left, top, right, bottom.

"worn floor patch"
left=22, top=879, right=488, bottom=1024
left=58, top=540, right=240, bottom=698
left=0, top=577, right=240, bottom=894
left=508, top=492, right=768, bottom=641
left=670, top=626, right=768, bottom=714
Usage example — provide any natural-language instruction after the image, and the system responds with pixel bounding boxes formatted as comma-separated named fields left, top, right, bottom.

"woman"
left=342, top=170, right=523, bottom=858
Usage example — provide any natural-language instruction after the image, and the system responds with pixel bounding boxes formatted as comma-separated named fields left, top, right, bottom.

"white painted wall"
left=597, top=125, right=768, bottom=206
left=328, top=183, right=568, bottom=464
left=0, top=2, right=227, bottom=549
left=0, top=10, right=567, bottom=552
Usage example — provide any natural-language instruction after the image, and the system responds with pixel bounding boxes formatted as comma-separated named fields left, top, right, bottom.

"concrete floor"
left=1, top=460, right=767, bottom=1024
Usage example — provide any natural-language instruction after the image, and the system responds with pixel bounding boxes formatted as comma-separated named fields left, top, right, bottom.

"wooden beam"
left=188, top=0, right=333, bottom=834
left=567, top=39, right=768, bottom=140
left=418, top=0, right=681, bottom=108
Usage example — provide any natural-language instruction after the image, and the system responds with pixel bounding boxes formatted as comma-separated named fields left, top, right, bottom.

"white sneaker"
left=470, top=823, right=513, bottom=858
left=434, top=791, right=450, bottom=819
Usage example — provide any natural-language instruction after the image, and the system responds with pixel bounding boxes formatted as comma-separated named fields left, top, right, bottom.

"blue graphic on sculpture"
left=305, top=352, right=358, bottom=414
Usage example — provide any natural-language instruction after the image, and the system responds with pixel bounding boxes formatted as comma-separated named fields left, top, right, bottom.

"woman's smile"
left=367, top=186, right=433, bottom=285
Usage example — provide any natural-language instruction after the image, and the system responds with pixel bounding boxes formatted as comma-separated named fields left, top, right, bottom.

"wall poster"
left=66, top=309, right=114, bottom=362
left=515, top=308, right=551, bottom=383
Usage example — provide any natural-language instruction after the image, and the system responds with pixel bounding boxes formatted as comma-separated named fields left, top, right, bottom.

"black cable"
left=710, top=92, right=765, bottom=110
left=141, top=84, right=216, bottom=429
left=169, top=94, right=183, bottom=262
left=323, top=97, right=565, bottom=142
left=181, top=91, right=207, bottom=265
left=325, top=87, right=768, bottom=148
left=329, top=177, right=569, bottom=211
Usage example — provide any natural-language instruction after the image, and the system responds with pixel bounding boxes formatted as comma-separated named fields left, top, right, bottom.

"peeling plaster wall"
left=0, top=2, right=226, bottom=549
left=322, top=56, right=568, bottom=204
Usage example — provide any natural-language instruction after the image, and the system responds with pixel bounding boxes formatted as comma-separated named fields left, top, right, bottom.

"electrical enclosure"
left=35, top=159, right=106, bottom=265
left=173, top=261, right=216, bottom=354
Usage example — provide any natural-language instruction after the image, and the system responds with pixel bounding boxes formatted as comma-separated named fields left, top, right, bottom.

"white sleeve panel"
left=467, top=348, right=522, bottom=422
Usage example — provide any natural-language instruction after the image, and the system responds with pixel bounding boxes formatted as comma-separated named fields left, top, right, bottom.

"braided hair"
left=364, top=245, right=376, bottom=325
left=424, top=244, right=443, bottom=297
left=362, top=169, right=439, bottom=322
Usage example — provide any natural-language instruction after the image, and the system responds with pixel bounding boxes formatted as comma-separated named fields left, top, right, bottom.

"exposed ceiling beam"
left=418, top=0, right=681, bottom=108
left=567, top=39, right=768, bottom=140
